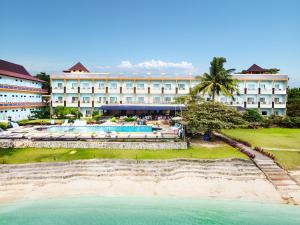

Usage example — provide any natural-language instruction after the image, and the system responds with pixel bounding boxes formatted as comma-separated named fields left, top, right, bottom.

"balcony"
left=274, top=102, right=286, bottom=108
left=94, top=87, right=106, bottom=94
left=164, top=88, right=175, bottom=94
left=80, top=99, right=92, bottom=107
left=108, top=87, right=119, bottom=94
left=135, top=88, right=148, bottom=94
left=151, top=88, right=162, bottom=94
left=260, top=89, right=272, bottom=94
left=52, top=100, right=64, bottom=107
left=246, top=102, right=258, bottom=108
left=247, top=89, right=259, bottom=94
left=260, top=102, right=272, bottom=108
left=66, top=101, right=78, bottom=107
left=80, top=87, right=92, bottom=93
left=178, top=88, right=189, bottom=94
left=66, top=87, right=78, bottom=93
left=0, top=84, right=48, bottom=94
left=274, top=89, right=287, bottom=94
left=0, top=102, right=46, bottom=109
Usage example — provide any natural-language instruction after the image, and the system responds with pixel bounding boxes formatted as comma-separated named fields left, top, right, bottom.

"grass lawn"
left=221, top=128, right=300, bottom=150
left=0, top=144, right=247, bottom=164
left=268, top=150, right=300, bottom=170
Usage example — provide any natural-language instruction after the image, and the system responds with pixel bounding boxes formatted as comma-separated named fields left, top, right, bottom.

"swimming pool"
left=36, top=125, right=153, bottom=133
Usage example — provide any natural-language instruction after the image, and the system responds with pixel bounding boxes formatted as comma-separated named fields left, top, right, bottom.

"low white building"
left=0, top=59, right=47, bottom=121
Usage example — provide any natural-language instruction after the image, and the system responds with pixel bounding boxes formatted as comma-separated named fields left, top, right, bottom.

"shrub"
left=18, top=119, right=63, bottom=126
left=0, top=122, right=8, bottom=130
left=124, top=117, right=136, bottom=122
left=243, top=109, right=263, bottom=123
left=254, top=146, right=276, bottom=160
left=110, top=117, right=117, bottom=122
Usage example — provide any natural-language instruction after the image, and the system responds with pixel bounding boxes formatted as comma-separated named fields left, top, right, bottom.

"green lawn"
left=0, top=145, right=247, bottom=164
left=221, top=128, right=300, bottom=170
left=221, top=128, right=300, bottom=150
left=268, top=150, right=300, bottom=170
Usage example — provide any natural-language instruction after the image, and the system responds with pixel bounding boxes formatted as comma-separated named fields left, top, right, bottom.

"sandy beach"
left=0, top=158, right=284, bottom=204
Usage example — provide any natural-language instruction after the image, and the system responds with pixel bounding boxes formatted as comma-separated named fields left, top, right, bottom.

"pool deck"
left=0, top=125, right=179, bottom=141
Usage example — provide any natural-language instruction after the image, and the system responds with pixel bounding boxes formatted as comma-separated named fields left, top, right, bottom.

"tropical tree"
left=35, top=72, right=50, bottom=93
left=182, top=101, right=247, bottom=135
left=193, top=57, right=239, bottom=101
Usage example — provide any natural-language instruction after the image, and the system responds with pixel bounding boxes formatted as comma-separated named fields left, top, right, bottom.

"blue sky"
left=1, top=0, right=299, bottom=86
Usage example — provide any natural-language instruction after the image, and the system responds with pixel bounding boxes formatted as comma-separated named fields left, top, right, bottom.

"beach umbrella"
left=65, top=114, right=75, bottom=118
left=172, top=116, right=182, bottom=121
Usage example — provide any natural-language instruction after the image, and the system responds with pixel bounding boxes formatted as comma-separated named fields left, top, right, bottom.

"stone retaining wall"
left=0, top=139, right=187, bottom=150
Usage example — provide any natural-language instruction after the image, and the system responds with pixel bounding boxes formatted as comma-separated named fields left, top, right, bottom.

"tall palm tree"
left=193, top=57, right=239, bottom=101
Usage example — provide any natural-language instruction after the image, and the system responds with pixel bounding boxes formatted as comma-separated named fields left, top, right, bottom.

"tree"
left=173, top=92, right=203, bottom=105
left=53, top=106, right=82, bottom=118
left=242, top=109, right=263, bottom=122
left=193, top=57, right=239, bottom=101
left=35, top=72, right=50, bottom=93
left=182, top=101, right=247, bottom=135
left=287, top=88, right=300, bottom=117
left=31, top=106, right=50, bottom=119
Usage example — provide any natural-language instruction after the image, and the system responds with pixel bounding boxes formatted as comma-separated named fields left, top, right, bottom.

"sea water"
left=0, top=196, right=300, bottom=225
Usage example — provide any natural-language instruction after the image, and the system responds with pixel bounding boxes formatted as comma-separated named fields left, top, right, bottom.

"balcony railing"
left=0, top=84, right=48, bottom=93
left=0, top=102, right=46, bottom=107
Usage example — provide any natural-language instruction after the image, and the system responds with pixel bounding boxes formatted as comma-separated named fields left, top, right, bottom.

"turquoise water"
left=37, top=125, right=153, bottom=133
left=1, top=196, right=300, bottom=225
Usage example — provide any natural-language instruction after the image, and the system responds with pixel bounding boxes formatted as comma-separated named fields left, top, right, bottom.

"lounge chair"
left=62, top=119, right=69, bottom=126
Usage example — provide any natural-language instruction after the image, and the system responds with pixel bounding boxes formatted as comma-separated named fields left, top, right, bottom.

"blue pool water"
left=37, top=125, right=153, bottom=133
left=1, top=196, right=300, bottom=225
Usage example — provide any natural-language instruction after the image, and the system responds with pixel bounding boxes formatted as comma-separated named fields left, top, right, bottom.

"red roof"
left=64, top=62, right=89, bottom=72
left=246, top=64, right=267, bottom=73
left=0, top=59, right=44, bottom=82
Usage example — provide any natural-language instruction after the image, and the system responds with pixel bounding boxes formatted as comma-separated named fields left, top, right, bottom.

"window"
left=259, top=97, right=266, bottom=103
left=82, top=97, right=90, bottom=103
left=247, top=97, right=255, bottom=104
left=126, top=97, right=133, bottom=103
left=247, top=84, right=255, bottom=90
left=178, top=83, right=185, bottom=90
left=153, top=97, right=160, bottom=103
left=164, top=97, right=172, bottom=103
left=137, top=97, right=144, bottom=103
left=82, top=82, right=90, bottom=89
left=259, top=84, right=266, bottom=89
left=261, top=111, right=268, bottom=116
left=126, top=83, right=133, bottom=89
left=137, top=83, right=145, bottom=89
left=71, top=97, right=78, bottom=103
left=97, top=97, right=102, bottom=103
left=110, top=83, right=117, bottom=89
left=98, top=83, right=105, bottom=89
left=274, top=97, right=280, bottom=103
left=220, top=97, right=226, bottom=103
left=110, top=97, right=117, bottom=103
left=71, top=83, right=78, bottom=89
left=57, top=96, right=63, bottom=103
left=153, top=83, right=160, bottom=89
left=275, top=84, right=280, bottom=90
left=164, top=84, right=172, bottom=90
left=57, top=83, right=63, bottom=89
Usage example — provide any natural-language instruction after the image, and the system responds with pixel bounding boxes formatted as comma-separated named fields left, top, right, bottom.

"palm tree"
left=193, top=57, right=239, bottom=101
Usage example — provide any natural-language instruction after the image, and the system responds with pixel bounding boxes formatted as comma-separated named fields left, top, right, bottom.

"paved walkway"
left=214, top=132, right=300, bottom=204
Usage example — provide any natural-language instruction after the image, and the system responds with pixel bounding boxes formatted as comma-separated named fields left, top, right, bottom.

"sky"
left=0, top=0, right=299, bottom=86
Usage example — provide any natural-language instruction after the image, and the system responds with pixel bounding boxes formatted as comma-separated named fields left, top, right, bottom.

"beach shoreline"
left=0, top=158, right=285, bottom=205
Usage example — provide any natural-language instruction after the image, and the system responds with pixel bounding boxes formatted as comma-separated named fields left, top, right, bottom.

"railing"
left=0, top=84, right=48, bottom=93
left=0, top=102, right=46, bottom=107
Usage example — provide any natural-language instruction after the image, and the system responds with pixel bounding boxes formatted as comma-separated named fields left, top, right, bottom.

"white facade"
left=51, top=68, right=288, bottom=117
left=0, top=60, right=47, bottom=121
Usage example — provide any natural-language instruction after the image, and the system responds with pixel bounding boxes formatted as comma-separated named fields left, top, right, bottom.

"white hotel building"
left=50, top=63, right=288, bottom=117
left=0, top=59, right=47, bottom=121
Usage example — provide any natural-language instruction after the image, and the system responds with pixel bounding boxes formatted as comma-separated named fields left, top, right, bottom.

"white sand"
left=0, top=159, right=283, bottom=204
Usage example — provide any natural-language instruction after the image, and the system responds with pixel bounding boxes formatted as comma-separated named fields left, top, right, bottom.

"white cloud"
left=117, top=59, right=195, bottom=73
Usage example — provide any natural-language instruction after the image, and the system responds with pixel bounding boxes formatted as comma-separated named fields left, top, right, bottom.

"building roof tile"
left=0, top=59, right=44, bottom=82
